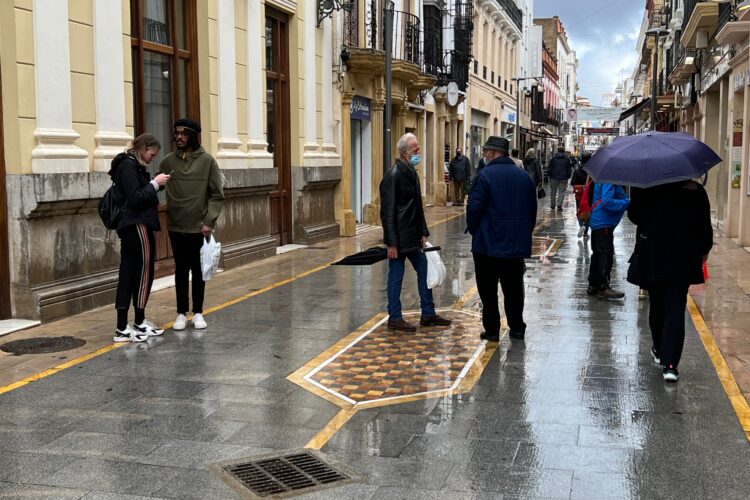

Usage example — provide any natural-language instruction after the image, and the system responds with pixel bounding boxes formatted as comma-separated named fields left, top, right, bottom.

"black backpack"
left=98, top=182, right=123, bottom=230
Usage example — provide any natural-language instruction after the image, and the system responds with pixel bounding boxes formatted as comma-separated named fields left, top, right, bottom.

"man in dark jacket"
left=380, top=133, right=451, bottom=332
left=547, top=147, right=573, bottom=211
left=467, top=136, right=537, bottom=342
left=448, top=148, right=471, bottom=205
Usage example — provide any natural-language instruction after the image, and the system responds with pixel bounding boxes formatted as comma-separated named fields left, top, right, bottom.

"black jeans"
left=473, top=254, right=526, bottom=336
left=588, top=227, right=615, bottom=290
left=648, top=284, right=689, bottom=368
left=169, top=231, right=205, bottom=314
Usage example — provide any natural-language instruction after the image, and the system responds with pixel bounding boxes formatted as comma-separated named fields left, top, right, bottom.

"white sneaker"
left=173, top=314, right=187, bottom=331
left=114, top=326, right=148, bottom=343
left=133, top=319, right=164, bottom=337
left=192, top=313, right=207, bottom=330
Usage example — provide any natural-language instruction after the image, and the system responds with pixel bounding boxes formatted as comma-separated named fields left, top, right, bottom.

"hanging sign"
left=351, top=96, right=371, bottom=121
left=734, top=119, right=743, bottom=189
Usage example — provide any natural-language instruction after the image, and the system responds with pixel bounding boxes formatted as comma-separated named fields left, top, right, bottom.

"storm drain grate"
left=212, top=450, right=358, bottom=498
left=0, top=336, right=86, bottom=356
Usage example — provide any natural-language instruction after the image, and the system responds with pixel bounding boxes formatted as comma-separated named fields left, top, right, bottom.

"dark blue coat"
left=467, top=156, right=537, bottom=258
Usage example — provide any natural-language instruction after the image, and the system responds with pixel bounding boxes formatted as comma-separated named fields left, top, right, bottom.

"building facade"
left=0, top=0, right=341, bottom=321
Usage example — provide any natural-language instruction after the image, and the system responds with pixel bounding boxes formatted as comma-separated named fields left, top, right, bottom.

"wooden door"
left=0, top=64, right=11, bottom=318
left=265, top=9, right=292, bottom=245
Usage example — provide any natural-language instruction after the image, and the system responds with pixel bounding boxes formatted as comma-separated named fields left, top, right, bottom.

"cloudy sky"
left=534, top=0, right=645, bottom=107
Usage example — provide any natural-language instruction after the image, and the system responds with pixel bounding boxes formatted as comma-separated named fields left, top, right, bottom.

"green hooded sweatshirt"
left=159, top=147, right=225, bottom=233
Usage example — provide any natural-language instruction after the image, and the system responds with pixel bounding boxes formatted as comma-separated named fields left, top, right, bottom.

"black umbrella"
left=332, top=246, right=441, bottom=266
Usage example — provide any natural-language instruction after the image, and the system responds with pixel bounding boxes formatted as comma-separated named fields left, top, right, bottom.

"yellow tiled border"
left=688, top=294, right=750, bottom=441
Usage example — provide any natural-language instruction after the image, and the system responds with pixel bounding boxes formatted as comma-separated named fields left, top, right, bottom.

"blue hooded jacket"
left=589, top=183, right=630, bottom=230
left=467, top=156, right=537, bottom=258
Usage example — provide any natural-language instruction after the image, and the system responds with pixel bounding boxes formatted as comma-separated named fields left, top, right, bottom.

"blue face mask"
left=409, top=154, right=422, bottom=166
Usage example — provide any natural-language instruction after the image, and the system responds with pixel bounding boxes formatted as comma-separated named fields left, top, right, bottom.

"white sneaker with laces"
left=192, top=313, right=207, bottom=330
left=114, top=326, right=148, bottom=343
left=133, top=319, right=164, bottom=337
left=173, top=314, right=187, bottom=331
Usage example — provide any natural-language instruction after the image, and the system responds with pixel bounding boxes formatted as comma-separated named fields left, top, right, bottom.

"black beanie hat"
left=174, top=118, right=201, bottom=134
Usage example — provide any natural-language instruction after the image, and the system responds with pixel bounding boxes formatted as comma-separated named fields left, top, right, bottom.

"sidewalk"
left=0, top=203, right=748, bottom=499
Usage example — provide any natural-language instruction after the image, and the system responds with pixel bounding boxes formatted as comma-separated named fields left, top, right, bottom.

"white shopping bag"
left=425, top=242, right=446, bottom=289
left=200, top=235, right=221, bottom=281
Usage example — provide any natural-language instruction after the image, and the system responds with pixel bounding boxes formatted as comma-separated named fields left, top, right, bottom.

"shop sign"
left=736, top=119, right=745, bottom=189
left=501, top=108, right=516, bottom=124
left=351, top=96, right=370, bottom=121
left=566, top=107, right=623, bottom=123
left=583, top=127, right=620, bottom=136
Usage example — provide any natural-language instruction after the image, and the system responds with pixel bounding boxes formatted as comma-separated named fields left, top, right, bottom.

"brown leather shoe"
left=420, top=314, right=452, bottom=327
left=387, top=318, right=417, bottom=332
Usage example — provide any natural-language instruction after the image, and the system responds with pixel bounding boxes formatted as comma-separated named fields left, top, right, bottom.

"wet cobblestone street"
left=0, top=205, right=749, bottom=499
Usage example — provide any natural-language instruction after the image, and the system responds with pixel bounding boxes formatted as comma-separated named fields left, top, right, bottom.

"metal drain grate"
left=211, top=449, right=359, bottom=498
left=0, top=336, right=86, bottom=356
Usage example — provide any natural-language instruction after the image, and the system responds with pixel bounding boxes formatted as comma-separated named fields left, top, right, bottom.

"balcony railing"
left=494, top=0, right=523, bottom=32
left=717, top=0, right=736, bottom=33
left=682, top=0, right=699, bottom=32
left=343, top=2, right=422, bottom=67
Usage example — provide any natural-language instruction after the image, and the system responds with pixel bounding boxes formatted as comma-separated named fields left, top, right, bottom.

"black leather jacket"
left=379, top=159, right=429, bottom=254
left=109, top=153, right=160, bottom=232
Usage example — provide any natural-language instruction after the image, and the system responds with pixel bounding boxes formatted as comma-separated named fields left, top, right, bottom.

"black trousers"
left=588, top=227, right=615, bottom=289
left=648, top=284, right=689, bottom=368
left=116, top=224, right=155, bottom=310
left=169, top=231, right=206, bottom=314
left=473, top=253, right=526, bottom=336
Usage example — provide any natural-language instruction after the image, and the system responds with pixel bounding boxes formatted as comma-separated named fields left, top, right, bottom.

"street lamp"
left=645, top=26, right=670, bottom=131
left=512, top=75, right=543, bottom=152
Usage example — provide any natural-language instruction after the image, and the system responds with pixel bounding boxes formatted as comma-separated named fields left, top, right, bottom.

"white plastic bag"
left=200, top=235, right=221, bottom=281
left=425, top=242, right=446, bottom=289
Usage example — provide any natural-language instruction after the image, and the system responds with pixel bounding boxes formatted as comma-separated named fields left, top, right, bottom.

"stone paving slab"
left=0, top=205, right=749, bottom=498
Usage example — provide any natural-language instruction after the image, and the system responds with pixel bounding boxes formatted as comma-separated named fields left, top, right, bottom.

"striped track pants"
left=115, top=224, right=156, bottom=310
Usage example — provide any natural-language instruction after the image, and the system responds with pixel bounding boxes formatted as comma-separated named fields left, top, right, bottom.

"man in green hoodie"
left=159, top=118, right=225, bottom=331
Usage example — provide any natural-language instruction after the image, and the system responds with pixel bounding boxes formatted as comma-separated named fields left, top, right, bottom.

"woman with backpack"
left=109, top=134, right=171, bottom=342
left=571, top=153, right=590, bottom=238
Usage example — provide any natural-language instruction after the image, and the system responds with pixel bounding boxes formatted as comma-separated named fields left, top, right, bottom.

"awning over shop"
left=522, top=126, right=559, bottom=140
left=619, top=98, right=651, bottom=122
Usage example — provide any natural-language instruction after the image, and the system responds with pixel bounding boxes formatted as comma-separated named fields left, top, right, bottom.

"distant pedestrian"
left=547, top=147, right=573, bottom=211
left=587, top=182, right=629, bottom=299
left=380, top=133, right=452, bottom=332
left=522, top=148, right=543, bottom=189
left=467, top=136, right=537, bottom=342
left=571, top=153, right=590, bottom=237
left=448, top=148, right=471, bottom=206
left=627, top=180, right=713, bottom=382
left=110, top=134, right=171, bottom=342
left=159, top=119, right=225, bottom=331
left=510, top=148, right=523, bottom=167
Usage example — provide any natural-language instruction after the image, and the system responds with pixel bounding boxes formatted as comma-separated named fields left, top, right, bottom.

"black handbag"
left=98, top=183, right=123, bottom=230
left=626, top=233, right=647, bottom=286
left=537, top=188, right=546, bottom=199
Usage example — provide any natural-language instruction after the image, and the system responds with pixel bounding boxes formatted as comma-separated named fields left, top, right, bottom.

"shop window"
left=130, top=0, right=198, bottom=174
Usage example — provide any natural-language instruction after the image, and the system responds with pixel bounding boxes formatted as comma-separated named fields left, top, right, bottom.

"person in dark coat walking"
left=627, top=180, right=713, bottom=382
left=448, top=148, right=471, bottom=205
left=522, top=148, right=543, bottom=190
left=110, top=134, right=171, bottom=342
left=547, top=147, right=573, bottom=211
left=467, top=136, right=537, bottom=342
left=380, top=133, right=452, bottom=332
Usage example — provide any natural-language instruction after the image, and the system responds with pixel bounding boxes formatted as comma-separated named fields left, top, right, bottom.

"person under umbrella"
left=627, top=181, right=713, bottom=382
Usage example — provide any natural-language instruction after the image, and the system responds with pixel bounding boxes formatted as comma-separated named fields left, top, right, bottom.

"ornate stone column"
left=364, top=98, right=385, bottom=224
left=339, top=93, right=356, bottom=236
left=216, top=0, right=245, bottom=168
left=434, top=96, right=448, bottom=205
left=247, top=0, right=272, bottom=166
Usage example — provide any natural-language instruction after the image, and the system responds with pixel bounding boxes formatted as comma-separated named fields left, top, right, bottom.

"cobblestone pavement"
left=0, top=203, right=749, bottom=499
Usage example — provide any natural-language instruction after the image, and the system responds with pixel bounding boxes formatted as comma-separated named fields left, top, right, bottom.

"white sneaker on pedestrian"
left=577, top=226, right=585, bottom=238
left=133, top=319, right=164, bottom=337
left=192, top=313, right=207, bottom=330
left=173, top=314, right=187, bottom=331
left=114, top=326, right=148, bottom=343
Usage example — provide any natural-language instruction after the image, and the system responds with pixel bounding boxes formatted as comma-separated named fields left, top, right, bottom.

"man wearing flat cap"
left=159, top=118, right=225, bottom=331
left=467, top=136, right=537, bottom=342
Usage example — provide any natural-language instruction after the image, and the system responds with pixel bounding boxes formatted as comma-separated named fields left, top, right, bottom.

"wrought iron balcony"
left=493, top=0, right=523, bottom=32
left=342, top=1, right=421, bottom=66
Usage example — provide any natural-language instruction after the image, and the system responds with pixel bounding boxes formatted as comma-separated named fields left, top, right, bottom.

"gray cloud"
left=534, top=0, right=643, bottom=106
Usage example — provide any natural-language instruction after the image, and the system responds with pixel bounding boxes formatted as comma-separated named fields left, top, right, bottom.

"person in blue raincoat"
left=586, top=182, right=630, bottom=299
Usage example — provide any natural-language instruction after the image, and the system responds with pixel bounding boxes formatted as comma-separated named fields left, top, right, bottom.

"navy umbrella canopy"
left=583, top=131, right=722, bottom=188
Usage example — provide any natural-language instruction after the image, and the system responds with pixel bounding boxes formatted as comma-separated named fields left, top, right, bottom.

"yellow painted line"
left=688, top=294, right=750, bottom=440
left=0, top=343, right=124, bottom=395
left=0, top=211, right=466, bottom=396
left=305, top=407, right=357, bottom=450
